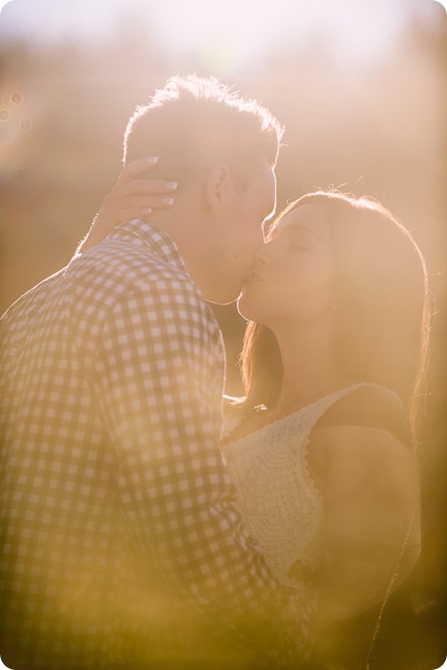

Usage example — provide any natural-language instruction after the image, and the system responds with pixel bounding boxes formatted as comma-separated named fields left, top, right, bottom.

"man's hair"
left=123, top=74, right=284, bottom=187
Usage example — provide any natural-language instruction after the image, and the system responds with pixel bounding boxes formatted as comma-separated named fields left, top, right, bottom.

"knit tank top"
left=221, top=384, right=366, bottom=590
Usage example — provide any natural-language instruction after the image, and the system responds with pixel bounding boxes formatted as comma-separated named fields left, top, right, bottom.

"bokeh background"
left=1, top=0, right=446, bottom=666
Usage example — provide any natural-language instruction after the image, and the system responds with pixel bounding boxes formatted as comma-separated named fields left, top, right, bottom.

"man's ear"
left=205, top=164, right=234, bottom=211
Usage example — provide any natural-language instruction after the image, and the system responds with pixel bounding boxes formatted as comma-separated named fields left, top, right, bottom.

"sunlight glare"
left=280, top=0, right=413, bottom=67
left=0, top=81, right=35, bottom=179
left=0, top=0, right=14, bottom=13
left=1, top=0, right=437, bottom=75
left=143, top=0, right=420, bottom=73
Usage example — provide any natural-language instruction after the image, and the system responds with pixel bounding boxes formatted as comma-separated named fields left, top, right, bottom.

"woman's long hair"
left=239, top=190, right=433, bottom=442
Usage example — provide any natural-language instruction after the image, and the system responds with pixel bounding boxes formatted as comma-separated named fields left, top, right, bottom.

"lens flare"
left=0, top=0, right=15, bottom=13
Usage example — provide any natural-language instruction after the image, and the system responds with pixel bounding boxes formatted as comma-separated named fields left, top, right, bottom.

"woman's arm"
left=308, top=424, right=420, bottom=667
left=311, top=425, right=420, bottom=620
left=75, top=157, right=178, bottom=255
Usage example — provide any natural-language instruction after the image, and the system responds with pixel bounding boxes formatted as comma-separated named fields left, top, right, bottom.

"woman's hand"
left=76, top=157, right=178, bottom=253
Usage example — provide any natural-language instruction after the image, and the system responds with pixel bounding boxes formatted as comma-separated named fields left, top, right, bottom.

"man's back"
left=0, top=220, right=232, bottom=668
left=0, top=72, right=287, bottom=667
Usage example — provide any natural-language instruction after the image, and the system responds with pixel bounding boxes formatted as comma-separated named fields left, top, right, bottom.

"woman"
left=81, top=165, right=432, bottom=668
left=221, top=191, right=431, bottom=668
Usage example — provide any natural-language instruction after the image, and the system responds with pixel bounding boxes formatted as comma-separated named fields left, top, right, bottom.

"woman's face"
left=237, top=202, right=336, bottom=328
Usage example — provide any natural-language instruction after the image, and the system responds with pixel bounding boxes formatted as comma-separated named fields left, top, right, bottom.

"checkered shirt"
left=0, top=220, right=280, bottom=669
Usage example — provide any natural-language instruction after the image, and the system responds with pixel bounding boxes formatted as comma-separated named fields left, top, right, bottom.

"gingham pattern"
left=0, top=220, right=278, bottom=669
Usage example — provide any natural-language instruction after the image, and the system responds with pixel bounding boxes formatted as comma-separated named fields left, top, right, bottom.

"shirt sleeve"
left=92, top=273, right=277, bottom=613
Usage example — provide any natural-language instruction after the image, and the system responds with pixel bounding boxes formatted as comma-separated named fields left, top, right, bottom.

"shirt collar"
left=111, top=218, right=189, bottom=275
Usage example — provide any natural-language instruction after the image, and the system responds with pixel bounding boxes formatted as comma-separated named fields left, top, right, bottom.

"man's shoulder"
left=69, top=238, right=217, bottom=331
left=1, top=236, right=212, bottom=338
left=71, top=237, right=194, bottom=298
left=76, top=235, right=177, bottom=274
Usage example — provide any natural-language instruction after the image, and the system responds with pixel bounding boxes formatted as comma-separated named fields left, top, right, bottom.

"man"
left=0, top=75, right=286, bottom=669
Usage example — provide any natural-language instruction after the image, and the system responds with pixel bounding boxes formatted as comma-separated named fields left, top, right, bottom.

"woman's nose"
left=254, top=240, right=275, bottom=265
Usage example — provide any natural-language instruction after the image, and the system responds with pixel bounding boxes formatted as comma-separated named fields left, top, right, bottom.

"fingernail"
left=147, top=156, right=159, bottom=164
left=161, top=197, right=174, bottom=205
left=142, top=208, right=152, bottom=215
left=165, top=181, right=178, bottom=190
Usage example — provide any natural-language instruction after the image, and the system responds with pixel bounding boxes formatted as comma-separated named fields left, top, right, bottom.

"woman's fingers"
left=78, top=193, right=175, bottom=252
left=106, top=179, right=178, bottom=200
left=103, top=208, right=153, bottom=224
left=113, top=156, right=159, bottom=189
left=77, top=158, right=179, bottom=254
left=78, top=207, right=152, bottom=252
left=100, top=187, right=176, bottom=215
left=105, top=194, right=175, bottom=209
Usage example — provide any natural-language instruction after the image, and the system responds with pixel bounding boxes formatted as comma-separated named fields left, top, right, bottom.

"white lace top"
left=222, top=382, right=418, bottom=661
left=221, top=384, right=365, bottom=591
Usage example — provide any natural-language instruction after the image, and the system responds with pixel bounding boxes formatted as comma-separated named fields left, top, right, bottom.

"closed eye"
left=290, top=242, right=314, bottom=252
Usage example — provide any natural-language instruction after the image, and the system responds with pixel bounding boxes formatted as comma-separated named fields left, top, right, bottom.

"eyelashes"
left=291, top=243, right=313, bottom=251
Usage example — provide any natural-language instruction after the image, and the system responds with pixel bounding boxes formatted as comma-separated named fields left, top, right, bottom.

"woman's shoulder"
left=314, top=383, right=412, bottom=449
left=307, top=384, right=415, bottom=493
